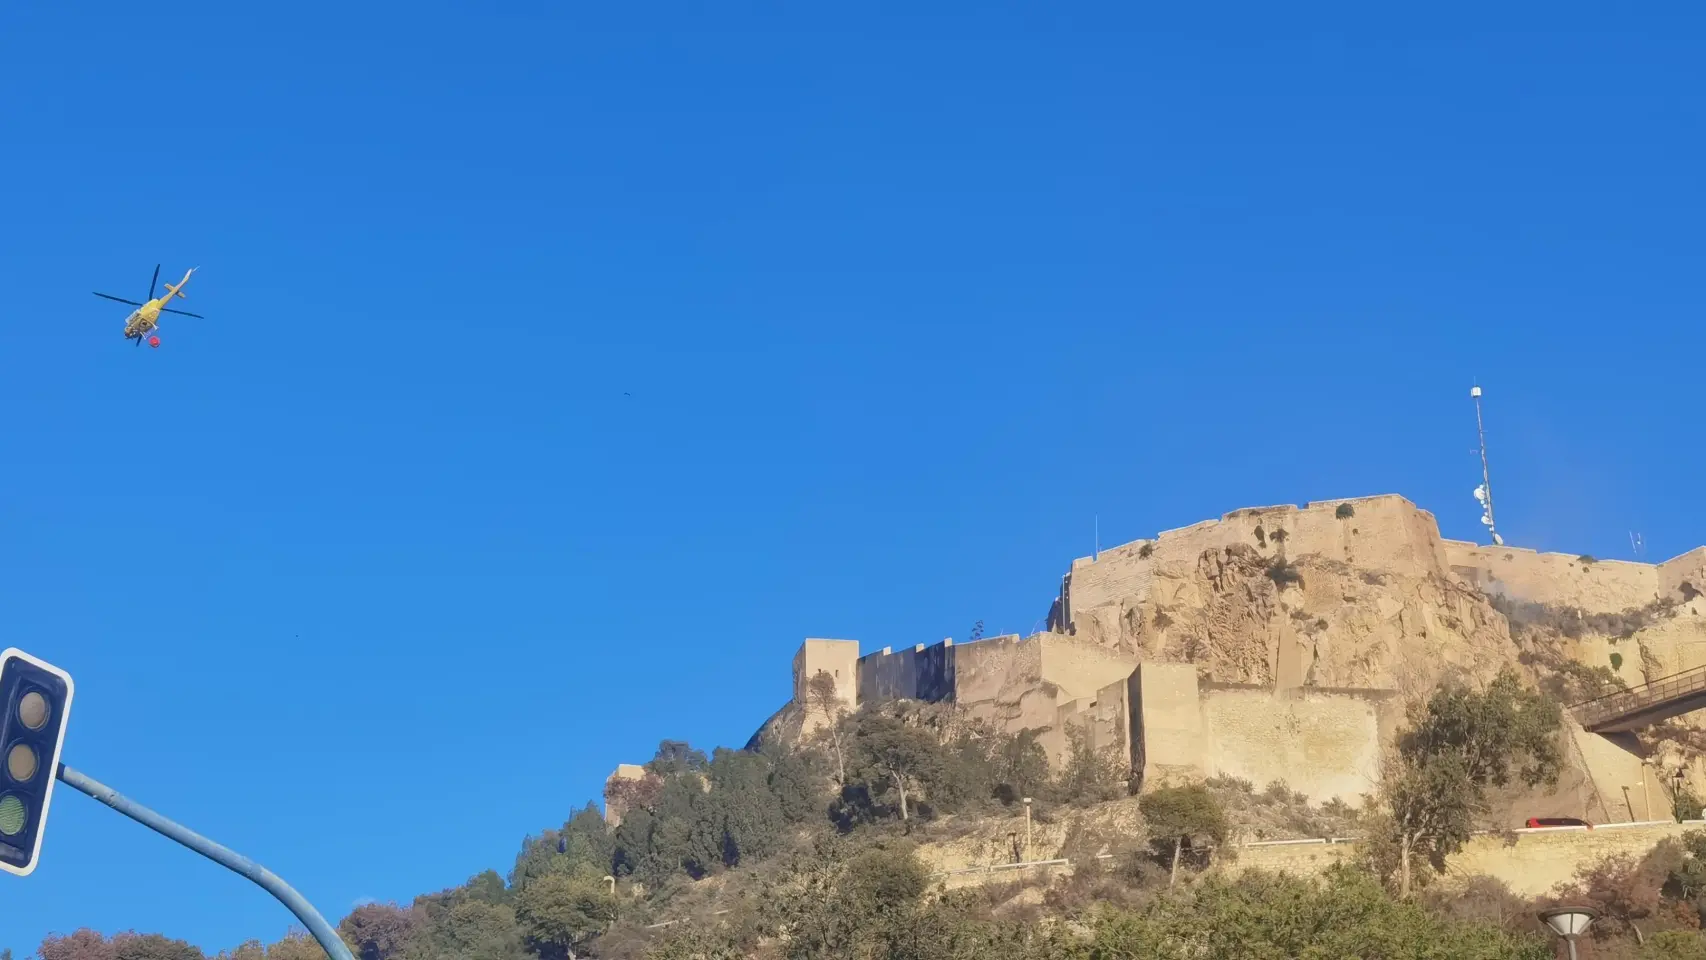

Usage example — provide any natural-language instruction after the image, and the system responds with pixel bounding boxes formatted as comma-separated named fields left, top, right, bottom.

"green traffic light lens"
left=6, top=744, right=37, bottom=783
left=17, top=692, right=48, bottom=731
left=0, top=795, right=25, bottom=836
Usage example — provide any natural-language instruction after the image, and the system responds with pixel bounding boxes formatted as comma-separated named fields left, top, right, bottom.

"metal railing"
left=1574, top=665, right=1706, bottom=729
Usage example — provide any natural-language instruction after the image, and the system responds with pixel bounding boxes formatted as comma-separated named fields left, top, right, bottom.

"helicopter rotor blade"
left=94, top=292, right=145, bottom=306
left=149, top=264, right=160, bottom=301
left=160, top=308, right=203, bottom=319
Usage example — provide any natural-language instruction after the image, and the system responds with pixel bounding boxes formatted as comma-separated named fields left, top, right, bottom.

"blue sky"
left=2, top=1, right=1703, bottom=952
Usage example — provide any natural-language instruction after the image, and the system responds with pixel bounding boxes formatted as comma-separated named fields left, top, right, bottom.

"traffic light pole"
left=55, top=764, right=354, bottom=960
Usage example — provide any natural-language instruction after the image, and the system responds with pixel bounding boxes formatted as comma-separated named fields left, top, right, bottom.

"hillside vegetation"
left=29, top=503, right=1706, bottom=958
left=30, top=670, right=1706, bottom=959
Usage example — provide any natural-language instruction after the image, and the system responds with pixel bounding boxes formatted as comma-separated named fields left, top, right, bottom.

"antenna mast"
left=1471, top=384, right=1504, bottom=547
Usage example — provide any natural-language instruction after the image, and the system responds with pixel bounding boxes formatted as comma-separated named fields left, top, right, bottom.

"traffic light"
left=0, top=649, right=74, bottom=877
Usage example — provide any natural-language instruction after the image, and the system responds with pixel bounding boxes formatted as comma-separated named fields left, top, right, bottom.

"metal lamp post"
left=1539, top=906, right=1597, bottom=960
left=1022, top=798, right=1033, bottom=863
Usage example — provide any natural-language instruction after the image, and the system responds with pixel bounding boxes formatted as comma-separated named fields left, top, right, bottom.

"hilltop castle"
left=606, top=494, right=1706, bottom=825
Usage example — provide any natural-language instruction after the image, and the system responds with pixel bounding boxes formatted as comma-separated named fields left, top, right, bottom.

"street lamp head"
left=1539, top=906, right=1597, bottom=939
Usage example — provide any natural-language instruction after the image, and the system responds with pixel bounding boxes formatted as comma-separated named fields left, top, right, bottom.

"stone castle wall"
left=749, top=494, right=1706, bottom=825
left=1127, top=663, right=1392, bottom=806
left=1057, top=493, right=1702, bottom=641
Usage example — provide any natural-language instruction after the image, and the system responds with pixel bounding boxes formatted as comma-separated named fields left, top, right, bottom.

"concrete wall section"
left=1660, top=547, right=1706, bottom=600
left=954, top=635, right=1058, bottom=734
left=954, top=635, right=1040, bottom=702
left=1447, top=822, right=1700, bottom=897
left=1038, top=633, right=1139, bottom=699
left=1199, top=686, right=1384, bottom=807
left=1054, top=677, right=1135, bottom=772
left=916, top=639, right=957, bottom=702
left=1134, top=662, right=1206, bottom=787
left=1231, top=822, right=1701, bottom=898
left=854, top=640, right=958, bottom=705
left=859, top=646, right=921, bottom=704
left=1443, top=541, right=1664, bottom=612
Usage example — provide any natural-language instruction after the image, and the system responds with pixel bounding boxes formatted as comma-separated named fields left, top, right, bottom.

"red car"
left=1526, top=817, right=1593, bottom=829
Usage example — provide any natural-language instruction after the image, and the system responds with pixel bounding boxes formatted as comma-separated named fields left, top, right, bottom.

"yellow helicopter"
left=93, top=264, right=203, bottom=348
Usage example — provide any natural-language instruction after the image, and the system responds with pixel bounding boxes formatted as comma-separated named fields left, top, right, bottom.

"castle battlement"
left=750, top=493, right=1706, bottom=820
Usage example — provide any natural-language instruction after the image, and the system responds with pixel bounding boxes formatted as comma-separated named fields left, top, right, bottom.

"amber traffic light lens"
left=0, top=795, right=25, bottom=836
left=6, top=744, right=37, bottom=783
left=17, top=692, right=48, bottom=731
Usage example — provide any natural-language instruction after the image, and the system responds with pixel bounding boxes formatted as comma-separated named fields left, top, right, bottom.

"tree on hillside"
left=640, top=925, right=747, bottom=960
left=426, top=901, right=526, bottom=960
left=756, top=840, right=935, bottom=960
left=513, top=873, right=616, bottom=960
left=1376, top=751, right=1479, bottom=898
left=605, top=771, right=664, bottom=824
left=509, top=804, right=615, bottom=893
left=1400, top=670, right=1564, bottom=787
left=849, top=714, right=943, bottom=822
left=805, top=671, right=849, bottom=786
left=1639, top=931, right=1706, bottom=960
left=1138, top=784, right=1228, bottom=885
left=611, top=806, right=661, bottom=881
left=213, top=941, right=265, bottom=960
left=702, top=747, right=788, bottom=866
left=1079, top=868, right=1550, bottom=960
left=1056, top=726, right=1128, bottom=806
left=36, top=930, right=118, bottom=960
left=1378, top=669, right=1565, bottom=897
left=992, top=728, right=1051, bottom=806
left=1664, top=830, right=1706, bottom=926
left=406, top=874, right=525, bottom=960
left=117, top=936, right=206, bottom=960
left=927, top=726, right=1003, bottom=812
left=645, top=741, right=709, bottom=778
left=336, top=903, right=421, bottom=960
left=260, top=934, right=332, bottom=960
left=645, top=774, right=719, bottom=880
left=1554, top=845, right=1700, bottom=948
left=36, top=932, right=208, bottom=960
left=759, top=740, right=826, bottom=824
